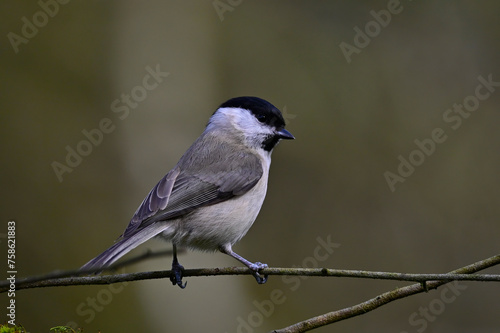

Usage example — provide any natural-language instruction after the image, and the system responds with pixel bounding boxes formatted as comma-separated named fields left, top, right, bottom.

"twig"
left=0, top=248, right=178, bottom=292
left=1, top=255, right=499, bottom=293
left=270, top=254, right=500, bottom=333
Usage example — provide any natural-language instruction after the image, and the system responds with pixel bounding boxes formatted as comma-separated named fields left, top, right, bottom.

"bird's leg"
left=170, top=244, right=187, bottom=288
left=219, top=245, right=268, bottom=284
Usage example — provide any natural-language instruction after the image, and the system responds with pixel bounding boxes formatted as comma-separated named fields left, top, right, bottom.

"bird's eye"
left=256, top=115, right=266, bottom=123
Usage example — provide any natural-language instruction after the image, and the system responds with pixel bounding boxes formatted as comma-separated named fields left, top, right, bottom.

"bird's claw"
left=170, top=261, right=187, bottom=289
left=249, top=262, right=268, bottom=284
left=249, top=261, right=268, bottom=270
left=252, top=272, right=269, bottom=284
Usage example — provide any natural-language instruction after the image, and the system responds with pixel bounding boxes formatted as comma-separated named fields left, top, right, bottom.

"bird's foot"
left=248, top=262, right=268, bottom=284
left=170, top=261, right=187, bottom=289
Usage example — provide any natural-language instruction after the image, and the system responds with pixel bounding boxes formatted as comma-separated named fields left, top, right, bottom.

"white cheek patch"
left=209, top=107, right=276, bottom=151
left=222, top=107, right=274, bottom=135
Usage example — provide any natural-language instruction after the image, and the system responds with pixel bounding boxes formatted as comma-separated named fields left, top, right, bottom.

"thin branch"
left=270, top=254, right=500, bottom=333
left=1, top=254, right=499, bottom=293
left=0, top=249, right=178, bottom=292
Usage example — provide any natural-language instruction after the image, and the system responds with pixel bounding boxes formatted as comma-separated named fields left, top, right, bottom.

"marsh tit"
left=81, top=96, right=294, bottom=288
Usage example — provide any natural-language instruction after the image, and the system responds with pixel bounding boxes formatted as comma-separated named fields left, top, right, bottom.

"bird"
left=81, top=96, right=294, bottom=288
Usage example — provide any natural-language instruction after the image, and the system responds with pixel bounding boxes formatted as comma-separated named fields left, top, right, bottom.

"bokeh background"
left=1, top=1, right=500, bottom=332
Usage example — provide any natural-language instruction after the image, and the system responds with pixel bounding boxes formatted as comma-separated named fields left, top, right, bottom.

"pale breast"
left=166, top=152, right=271, bottom=251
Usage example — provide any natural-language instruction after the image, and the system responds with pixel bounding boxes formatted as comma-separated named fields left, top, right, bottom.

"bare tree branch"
left=1, top=254, right=499, bottom=293
left=270, top=254, right=500, bottom=333
left=0, top=249, right=179, bottom=292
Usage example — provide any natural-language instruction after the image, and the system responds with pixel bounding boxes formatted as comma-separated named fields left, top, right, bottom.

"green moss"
left=0, top=323, right=27, bottom=333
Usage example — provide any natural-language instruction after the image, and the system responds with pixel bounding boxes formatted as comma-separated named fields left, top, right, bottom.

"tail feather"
left=81, top=223, right=170, bottom=272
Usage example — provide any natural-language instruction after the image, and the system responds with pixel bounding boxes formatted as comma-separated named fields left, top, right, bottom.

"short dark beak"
left=277, top=128, right=295, bottom=140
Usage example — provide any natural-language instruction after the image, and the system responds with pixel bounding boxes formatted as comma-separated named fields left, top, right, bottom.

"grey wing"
left=81, top=147, right=263, bottom=271
left=124, top=148, right=263, bottom=235
left=121, top=166, right=180, bottom=238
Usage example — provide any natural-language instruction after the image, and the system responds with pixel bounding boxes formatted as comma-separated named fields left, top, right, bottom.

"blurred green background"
left=1, top=1, right=499, bottom=332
